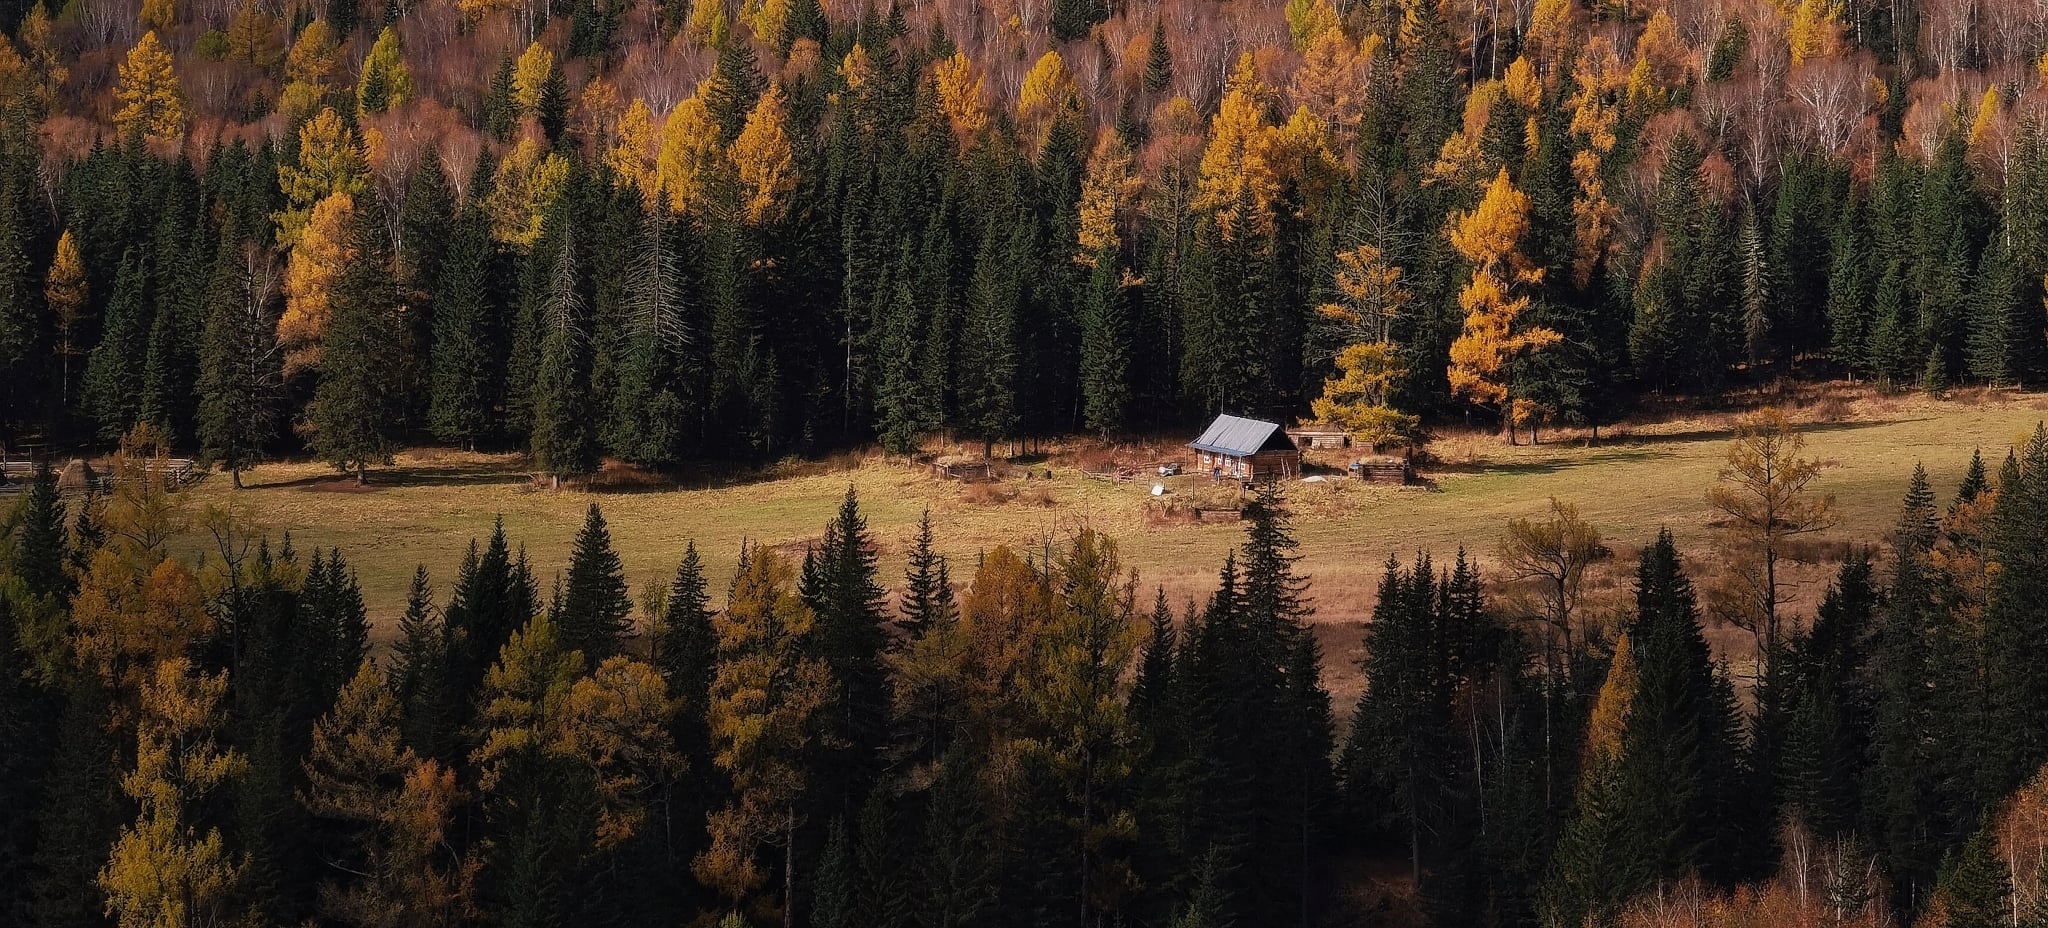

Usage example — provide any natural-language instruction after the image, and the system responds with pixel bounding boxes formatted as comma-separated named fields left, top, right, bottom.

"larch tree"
left=43, top=229, right=86, bottom=409
left=1447, top=169, right=1560, bottom=442
left=113, top=32, right=184, bottom=145
left=1705, top=407, right=1835, bottom=660
left=729, top=84, right=796, bottom=226
left=1311, top=244, right=1417, bottom=448
left=99, top=658, right=247, bottom=928
left=697, top=545, right=834, bottom=921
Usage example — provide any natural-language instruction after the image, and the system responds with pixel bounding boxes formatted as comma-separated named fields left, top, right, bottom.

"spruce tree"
left=957, top=220, right=1021, bottom=458
left=390, top=565, right=451, bottom=759
left=1143, top=18, right=1174, bottom=93
left=429, top=203, right=496, bottom=449
left=312, top=200, right=403, bottom=484
left=11, top=463, right=70, bottom=601
left=82, top=250, right=150, bottom=443
left=196, top=223, right=276, bottom=486
left=529, top=223, right=597, bottom=483
left=485, top=55, right=518, bottom=142
left=553, top=503, right=632, bottom=660
left=898, top=510, right=944, bottom=637
left=803, top=487, right=892, bottom=812
left=1080, top=244, right=1132, bottom=436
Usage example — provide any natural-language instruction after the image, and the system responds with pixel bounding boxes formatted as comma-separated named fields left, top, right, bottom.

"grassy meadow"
left=170, top=385, right=2048, bottom=704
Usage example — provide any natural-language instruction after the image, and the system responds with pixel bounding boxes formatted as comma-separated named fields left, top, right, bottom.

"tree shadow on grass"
left=243, top=465, right=532, bottom=491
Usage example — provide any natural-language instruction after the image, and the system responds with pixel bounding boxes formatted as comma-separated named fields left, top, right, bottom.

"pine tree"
left=312, top=200, right=402, bottom=484
left=554, top=503, right=633, bottom=660
left=485, top=55, right=517, bottom=142
left=898, top=510, right=946, bottom=637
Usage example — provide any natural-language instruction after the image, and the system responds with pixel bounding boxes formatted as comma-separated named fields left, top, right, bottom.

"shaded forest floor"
left=172, top=382, right=2048, bottom=707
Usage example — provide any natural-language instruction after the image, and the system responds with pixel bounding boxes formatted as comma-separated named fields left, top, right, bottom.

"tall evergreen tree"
left=312, top=200, right=403, bottom=484
left=803, top=487, right=892, bottom=812
left=553, top=503, right=632, bottom=660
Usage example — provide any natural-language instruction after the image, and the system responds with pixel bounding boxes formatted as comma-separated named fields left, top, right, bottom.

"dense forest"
left=0, top=0, right=2045, bottom=472
left=10, top=420, right=2048, bottom=926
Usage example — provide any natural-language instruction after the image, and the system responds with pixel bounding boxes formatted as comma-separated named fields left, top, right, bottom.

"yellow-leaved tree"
left=1193, top=54, right=1280, bottom=242
left=1077, top=133, right=1140, bottom=263
left=512, top=41, right=554, bottom=115
left=355, top=25, right=414, bottom=112
left=114, top=32, right=185, bottom=144
left=99, top=658, right=247, bottom=928
left=276, top=106, right=369, bottom=245
left=1787, top=0, right=1846, bottom=66
left=45, top=229, right=87, bottom=403
left=657, top=92, right=723, bottom=217
left=225, top=0, right=282, bottom=69
left=141, top=0, right=176, bottom=33
left=1310, top=243, right=1419, bottom=447
left=1284, top=0, right=1341, bottom=49
left=1446, top=169, right=1559, bottom=441
left=696, top=546, right=834, bottom=914
left=278, top=192, right=354, bottom=375
left=279, top=19, right=341, bottom=119
left=485, top=137, right=571, bottom=248
left=606, top=98, right=658, bottom=204
left=933, top=51, right=989, bottom=150
left=1704, top=407, right=1835, bottom=659
left=729, top=84, right=796, bottom=225
left=1017, top=49, right=1078, bottom=144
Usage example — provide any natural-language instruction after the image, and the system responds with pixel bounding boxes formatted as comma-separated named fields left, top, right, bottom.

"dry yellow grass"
left=168, top=387, right=2048, bottom=706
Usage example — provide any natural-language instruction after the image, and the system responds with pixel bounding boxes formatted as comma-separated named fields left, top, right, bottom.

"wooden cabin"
left=1190, top=415, right=1301, bottom=482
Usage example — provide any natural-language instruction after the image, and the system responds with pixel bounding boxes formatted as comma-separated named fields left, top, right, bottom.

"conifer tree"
left=958, top=220, right=1021, bottom=458
left=428, top=203, right=496, bottom=449
left=529, top=223, right=597, bottom=483
left=312, top=201, right=402, bottom=484
left=554, top=503, right=632, bottom=660
left=390, top=566, right=452, bottom=759
left=803, top=488, right=891, bottom=810
left=1080, top=244, right=1132, bottom=436
left=11, top=463, right=70, bottom=601
left=83, top=251, right=150, bottom=443
left=1143, top=18, right=1174, bottom=93
left=196, top=227, right=278, bottom=486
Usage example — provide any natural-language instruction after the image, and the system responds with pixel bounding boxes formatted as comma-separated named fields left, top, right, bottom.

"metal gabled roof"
left=1189, top=415, right=1293, bottom=457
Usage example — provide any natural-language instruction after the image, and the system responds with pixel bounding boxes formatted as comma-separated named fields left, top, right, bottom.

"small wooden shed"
left=1286, top=426, right=1352, bottom=450
left=1190, top=415, right=1301, bottom=482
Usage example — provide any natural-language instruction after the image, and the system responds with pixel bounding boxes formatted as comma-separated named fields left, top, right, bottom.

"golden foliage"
left=1967, top=86, right=2001, bottom=153
left=18, top=3, right=65, bottom=109
left=141, top=0, right=176, bottom=33
left=1017, top=49, right=1078, bottom=141
left=46, top=229, right=87, bottom=359
left=513, top=41, right=553, bottom=114
left=1194, top=54, right=1279, bottom=241
left=934, top=51, right=989, bottom=149
left=101, top=657, right=246, bottom=928
left=1525, top=0, right=1575, bottom=66
left=1309, top=342, right=1419, bottom=447
left=114, top=32, right=185, bottom=144
left=657, top=93, right=724, bottom=218
left=1447, top=171, right=1558, bottom=413
left=225, top=0, right=282, bottom=70
left=839, top=43, right=876, bottom=90
left=276, top=106, right=368, bottom=244
left=279, top=192, right=353, bottom=374
left=285, top=19, right=341, bottom=88
left=750, top=0, right=790, bottom=47
left=1584, top=633, right=1634, bottom=767
left=485, top=138, right=571, bottom=248
left=1634, top=10, right=1693, bottom=89
left=730, top=84, right=796, bottom=225
left=1284, top=0, right=1341, bottom=49
left=606, top=98, right=659, bottom=204
left=696, top=546, right=834, bottom=903
left=1497, top=498, right=1609, bottom=647
left=1449, top=168, right=1537, bottom=279
left=356, top=26, right=414, bottom=110
left=72, top=555, right=210, bottom=703
left=1787, top=0, right=1846, bottom=66
left=1078, top=133, right=1140, bottom=262
left=1503, top=56, right=1541, bottom=110
left=1317, top=243, right=1409, bottom=343
left=1705, top=407, right=1836, bottom=647
left=1290, top=29, right=1373, bottom=155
